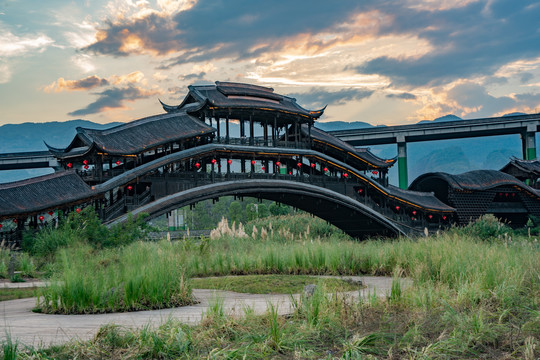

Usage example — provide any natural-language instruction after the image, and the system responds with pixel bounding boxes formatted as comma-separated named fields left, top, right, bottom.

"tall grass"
left=37, top=241, right=193, bottom=314
left=11, top=214, right=540, bottom=358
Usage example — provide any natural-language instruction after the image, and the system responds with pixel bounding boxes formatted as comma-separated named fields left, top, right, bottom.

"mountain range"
left=0, top=115, right=534, bottom=186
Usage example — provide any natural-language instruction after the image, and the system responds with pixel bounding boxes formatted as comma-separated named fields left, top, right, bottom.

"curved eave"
left=44, top=141, right=94, bottom=160
left=204, top=103, right=320, bottom=121
left=159, top=99, right=181, bottom=113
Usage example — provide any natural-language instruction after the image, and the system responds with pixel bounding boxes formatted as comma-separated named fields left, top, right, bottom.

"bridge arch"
left=108, top=179, right=405, bottom=239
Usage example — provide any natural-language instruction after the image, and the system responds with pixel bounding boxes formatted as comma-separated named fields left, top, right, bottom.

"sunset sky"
left=1, top=0, right=540, bottom=127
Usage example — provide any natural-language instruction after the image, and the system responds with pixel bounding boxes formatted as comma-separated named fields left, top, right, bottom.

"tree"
left=258, top=203, right=269, bottom=218
left=229, top=201, right=243, bottom=224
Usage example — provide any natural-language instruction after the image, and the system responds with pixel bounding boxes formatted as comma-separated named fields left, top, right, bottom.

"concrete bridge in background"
left=329, top=113, right=540, bottom=189
left=0, top=151, right=59, bottom=171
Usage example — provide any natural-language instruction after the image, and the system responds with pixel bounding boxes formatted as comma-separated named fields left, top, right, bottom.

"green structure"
left=397, top=138, right=408, bottom=189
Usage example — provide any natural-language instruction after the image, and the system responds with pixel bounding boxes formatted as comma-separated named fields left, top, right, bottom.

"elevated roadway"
left=329, top=113, right=540, bottom=188
left=0, top=151, right=59, bottom=171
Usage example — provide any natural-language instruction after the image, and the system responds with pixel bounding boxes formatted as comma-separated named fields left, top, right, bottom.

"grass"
left=191, top=274, right=362, bottom=294
left=36, top=241, right=194, bottom=314
left=4, top=213, right=540, bottom=358
left=0, top=287, right=38, bottom=302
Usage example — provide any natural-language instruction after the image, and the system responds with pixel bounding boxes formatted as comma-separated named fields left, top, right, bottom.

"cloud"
left=83, top=0, right=367, bottom=61
left=386, top=92, right=417, bottom=100
left=44, top=75, right=109, bottom=92
left=442, top=82, right=540, bottom=117
left=0, top=27, right=54, bottom=83
left=67, top=85, right=162, bottom=116
left=288, top=88, right=374, bottom=109
left=178, top=72, right=205, bottom=81
left=0, top=29, right=54, bottom=57
left=358, top=0, right=540, bottom=87
left=44, top=71, right=146, bottom=93
left=71, top=53, right=96, bottom=73
left=520, top=72, right=534, bottom=84
left=0, top=62, right=11, bottom=84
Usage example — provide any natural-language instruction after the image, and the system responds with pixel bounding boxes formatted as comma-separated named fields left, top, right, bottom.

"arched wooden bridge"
left=1, top=82, right=539, bottom=244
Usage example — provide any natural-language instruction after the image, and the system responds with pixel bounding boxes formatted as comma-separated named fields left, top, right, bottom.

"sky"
left=1, top=0, right=540, bottom=127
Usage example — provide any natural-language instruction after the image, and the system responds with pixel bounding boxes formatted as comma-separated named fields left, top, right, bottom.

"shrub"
left=453, top=214, right=512, bottom=241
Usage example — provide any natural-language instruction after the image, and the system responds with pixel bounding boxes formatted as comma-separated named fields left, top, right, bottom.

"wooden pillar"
left=264, top=120, right=268, bottom=146
left=294, top=122, right=299, bottom=148
left=216, top=116, right=221, bottom=141
left=273, top=117, right=277, bottom=147
left=226, top=116, right=230, bottom=144
left=249, top=115, right=254, bottom=146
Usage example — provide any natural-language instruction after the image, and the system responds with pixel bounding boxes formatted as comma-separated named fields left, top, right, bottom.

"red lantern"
left=372, top=171, right=379, bottom=175
left=442, top=216, right=447, bottom=220
left=310, top=163, right=316, bottom=168
left=297, top=162, right=302, bottom=168
left=84, top=165, right=89, bottom=169
left=395, top=206, right=400, bottom=211
left=357, top=189, right=363, bottom=194
left=211, top=159, right=217, bottom=164
left=0, top=224, right=3, bottom=229
left=343, top=173, right=348, bottom=178
left=194, top=162, right=201, bottom=169
left=251, top=160, right=256, bottom=165
left=76, top=208, right=81, bottom=214
left=323, top=167, right=328, bottom=172
left=227, top=159, right=233, bottom=164
left=13, top=219, right=17, bottom=223
left=127, top=185, right=133, bottom=191
left=276, top=161, right=281, bottom=167
left=115, top=160, right=122, bottom=165
left=83, top=160, right=89, bottom=165
left=67, top=163, right=73, bottom=168
left=428, top=214, right=433, bottom=219
left=48, top=211, right=54, bottom=216
left=288, top=171, right=292, bottom=175
left=262, top=166, right=266, bottom=171
left=412, top=210, right=417, bottom=216
left=39, top=215, right=45, bottom=221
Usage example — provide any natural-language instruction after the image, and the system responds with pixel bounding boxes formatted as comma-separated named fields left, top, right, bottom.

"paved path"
left=0, top=276, right=409, bottom=348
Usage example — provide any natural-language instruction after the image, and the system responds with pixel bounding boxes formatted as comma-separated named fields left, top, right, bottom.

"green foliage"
left=269, top=203, right=291, bottom=216
left=36, top=241, right=193, bottom=314
left=1, top=332, right=18, bottom=360
left=228, top=201, right=243, bottom=225
left=453, top=214, right=512, bottom=241
left=29, top=208, right=150, bottom=257
left=191, top=275, right=361, bottom=294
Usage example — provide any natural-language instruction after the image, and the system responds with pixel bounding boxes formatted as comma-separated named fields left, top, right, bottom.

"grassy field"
left=0, top=287, right=37, bottom=302
left=1, top=213, right=539, bottom=359
left=191, top=274, right=362, bottom=294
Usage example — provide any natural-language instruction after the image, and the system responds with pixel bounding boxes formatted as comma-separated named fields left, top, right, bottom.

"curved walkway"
left=0, top=276, right=410, bottom=348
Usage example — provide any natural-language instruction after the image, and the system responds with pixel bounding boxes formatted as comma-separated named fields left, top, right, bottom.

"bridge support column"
left=397, top=137, right=408, bottom=189
left=522, top=126, right=537, bottom=160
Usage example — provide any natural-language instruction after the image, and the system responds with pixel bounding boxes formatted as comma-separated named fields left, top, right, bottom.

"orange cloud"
left=44, top=75, right=109, bottom=92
